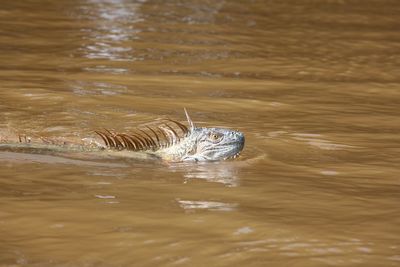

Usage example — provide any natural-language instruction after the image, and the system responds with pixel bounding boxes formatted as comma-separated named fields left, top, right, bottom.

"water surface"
left=1, top=0, right=399, bottom=266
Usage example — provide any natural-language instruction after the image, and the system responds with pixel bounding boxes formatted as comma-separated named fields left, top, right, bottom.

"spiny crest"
left=95, top=118, right=190, bottom=151
left=184, top=108, right=195, bottom=131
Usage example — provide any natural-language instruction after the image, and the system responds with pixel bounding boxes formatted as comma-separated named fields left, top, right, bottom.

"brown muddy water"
left=1, top=0, right=400, bottom=266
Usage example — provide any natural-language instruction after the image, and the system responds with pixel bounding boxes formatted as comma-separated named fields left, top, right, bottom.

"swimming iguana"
left=0, top=109, right=245, bottom=162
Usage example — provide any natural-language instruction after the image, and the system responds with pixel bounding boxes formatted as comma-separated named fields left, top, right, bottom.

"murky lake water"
left=1, top=0, right=400, bottom=266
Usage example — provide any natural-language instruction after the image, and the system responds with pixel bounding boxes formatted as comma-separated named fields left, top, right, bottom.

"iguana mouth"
left=225, top=152, right=241, bottom=160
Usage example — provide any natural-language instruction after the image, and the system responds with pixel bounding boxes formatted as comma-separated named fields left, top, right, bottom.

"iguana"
left=0, top=109, right=245, bottom=162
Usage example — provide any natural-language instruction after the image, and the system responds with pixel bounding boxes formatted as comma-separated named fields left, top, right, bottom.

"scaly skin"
left=129, top=109, right=244, bottom=162
left=0, top=110, right=245, bottom=162
left=157, top=127, right=244, bottom=162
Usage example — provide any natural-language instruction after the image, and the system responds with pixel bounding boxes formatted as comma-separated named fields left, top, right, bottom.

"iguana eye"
left=208, top=132, right=222, bottom=142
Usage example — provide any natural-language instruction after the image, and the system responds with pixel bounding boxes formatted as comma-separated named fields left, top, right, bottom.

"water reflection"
left=291, top=133, right=358, bottom=150
left=78, top=0, right=144, bottom=61
left=82, top=65, right=128, bottom=74
left=235, top=237, right=377, bottom=265
left=180, top=1, right=225, bottom=25
left=71, top=80, right=127, bottom=95
left=177, top=200, right=237, bottom=212
left=169, top=161, right=240, bottom=187
left=0, top=151, right=126, bottom=168
left=95, top=194, right=119, bottom=204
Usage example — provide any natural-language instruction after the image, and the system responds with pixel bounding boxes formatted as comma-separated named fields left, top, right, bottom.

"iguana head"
left=159, top=109, right=245, bottom=162
left=177, top=127, right=244, bottom=162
